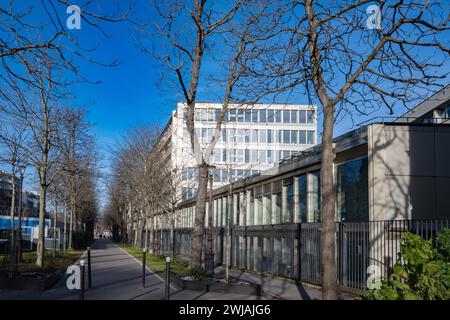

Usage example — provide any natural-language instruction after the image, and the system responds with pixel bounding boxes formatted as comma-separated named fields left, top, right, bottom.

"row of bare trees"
left=102, top=125, right=191, bottom=256
left=0, top=1, right=134, bottom=267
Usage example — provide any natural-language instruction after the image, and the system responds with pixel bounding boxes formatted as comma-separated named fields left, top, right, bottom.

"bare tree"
left=244, top=0, right=449, bottom=299
left=0, top=121, right=30, bottom=271
left=145, top=0, right=281, bottom=269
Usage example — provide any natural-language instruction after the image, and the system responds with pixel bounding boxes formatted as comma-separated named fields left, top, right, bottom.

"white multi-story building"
left=159, top=102, right=318, bottom=202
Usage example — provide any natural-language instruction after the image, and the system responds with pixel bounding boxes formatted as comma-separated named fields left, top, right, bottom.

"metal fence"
left=151, top=219, right=449, bottom=292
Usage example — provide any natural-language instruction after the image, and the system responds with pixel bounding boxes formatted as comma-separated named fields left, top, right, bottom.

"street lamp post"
left=17, top=166, right=25, bottom=263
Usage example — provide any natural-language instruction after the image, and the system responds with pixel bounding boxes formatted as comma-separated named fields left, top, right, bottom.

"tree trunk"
left=63, top=202, right=67, bottom=251
left=320, top=104, right=338, bottom=300
left=69, top=207, right=73, bottom=249
left=53, top=200, right=58, bottom=258
left=190, top=164, right=209, bottom=269
left=36, top=180, right=47, bottom=267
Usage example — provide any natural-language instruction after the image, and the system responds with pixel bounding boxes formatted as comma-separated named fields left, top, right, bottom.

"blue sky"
left=2, top=1, right=447, bottom=207
left=64, top=1, right=448, bottom=207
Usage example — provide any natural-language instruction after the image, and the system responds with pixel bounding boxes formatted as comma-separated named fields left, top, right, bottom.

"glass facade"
left=286, top=183, right=294, bottom=223
left=336, top=157, right=369, bottom=222
left=309, top=171, right=320, bottom=222
left=184, top=107, right=316, bottom=124
left=297, top=174, right=307, bottom=222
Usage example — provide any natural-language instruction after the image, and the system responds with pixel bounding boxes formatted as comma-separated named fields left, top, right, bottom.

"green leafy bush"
left=188, top=266, right=207, bottom=281
left=365, top=229, right=450, bottom=300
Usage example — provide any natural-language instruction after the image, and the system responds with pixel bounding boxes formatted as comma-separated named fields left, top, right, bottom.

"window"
left=309, top=171, right=320, bottom=222
left=229, top=109, right=236, bottom=122
left=299, top=110, right=306, bottom=123
left=259, top=150, right=267, bottom=163
left=215, top=109, right=221, bottom=122
left=273, top=193, right=281, bottom=224
left=248, top=190, right=255, bottom=225
left=222, top=169, right=229, bottom=182
left=222, top=149, right=227, bottom=162
left=297, top=174, right=307, bottom=222
left=251, top=129, right=258, bottom=143
left=207, top=109, right=215, bottom=121
left=267, top=130, right=272, bottom=143
left=214, top=148, right=222, bottom=163
left=283, top=150, right=291, bottom=158
left=336, top=158, right=369, bottom=222
left=307, top=131, right=315, bottom=144
left=445, top=105, right=450, bottom=119
left=221, top=129, right=227, bottom=142
left=283, top=110, right=290, bottom=123
left=264, top=195, right=272, bottom=224
left=283, top=130, right=290, bottom=144
left=267, top=109, right=274, bottom=123
left=286, top=184, right=294, bottom=223
left=307, top=110, right=315, bottom=123
left=255, top=196, right=263, bottom=225
left=259, top=110, right=267, bottom=123
left=237, top=109, right=245, bottom=122
left=275, top=110, right=281, bottom=123
left=252, top=109, right=258, bottom=122
left=267, top=150, right=273, bottom=163
left=236, top=149, right=244, bottom=163
left=259, top=130, right=267, bottom=143
left=252, top=149, right=258, bottom=162
left=245, top=110, right=252, bottom=122
left=299, top=130, right=307, bottom=144
left=291, top=130, right=298, bottom=144
left=244, top=129, right=251, bottom=143
left=245, top=149, right=250, bottom=163
left=291, top=110, right=298, bottom=123
left=213, top=169, right=221, bottom=182
left=236, top=129, right=245, bottom=143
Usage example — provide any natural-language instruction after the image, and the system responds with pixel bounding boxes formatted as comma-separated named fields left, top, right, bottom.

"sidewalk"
left=0, top=240, right=357, bottom=300
left=213, top=266, right=357, bottom=300
left=0, top=240, right=263, bottom=300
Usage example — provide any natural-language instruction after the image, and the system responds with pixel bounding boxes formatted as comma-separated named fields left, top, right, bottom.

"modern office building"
left=148, top=86, right=450, bottom=292
left=159, top=102, right=318, bottom=201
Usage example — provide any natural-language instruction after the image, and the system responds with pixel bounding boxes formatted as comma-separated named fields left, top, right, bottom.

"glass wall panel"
left=273, top=193, right=282, bottom=224
left=240, top=192, right=247, bottom=226
left=286, top=184, right=294, bottom=222
left=249, top=190, right=255, bottom=225
left=336, top=157, right=369, bottom=222
left=309, top=171, right=321, bottom=222
left=255, top=196, right=263, bottom=225
left=297, top=174, right=308, bottom=222
left=259, top=110, right=267, bottom=122
left=263, top=195, right=272, bottom=225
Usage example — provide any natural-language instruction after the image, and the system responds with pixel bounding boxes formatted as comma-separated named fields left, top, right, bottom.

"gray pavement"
left=0, top=240, right=357, bottom=300
left=0, top=240, right=265, bottom=300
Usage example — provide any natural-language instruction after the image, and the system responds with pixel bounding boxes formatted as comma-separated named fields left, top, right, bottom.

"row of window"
left=212, top=149, right=301, bottom=165
left=182, top=168, right=259, bottom=184
left=182, top=108, right=316, bottom=124
left=185, top=128, right=316, bottom=145
left=176, top=157, right=369, bottom=226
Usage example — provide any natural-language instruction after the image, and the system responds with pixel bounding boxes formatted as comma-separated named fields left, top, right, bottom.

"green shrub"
left=365, top=229, right=450, bottom=300
left=188, top=266, right=207, bottom=281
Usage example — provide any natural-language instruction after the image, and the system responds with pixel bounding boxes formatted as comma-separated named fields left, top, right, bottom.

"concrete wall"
left=368, top=124, right=450, bottom=221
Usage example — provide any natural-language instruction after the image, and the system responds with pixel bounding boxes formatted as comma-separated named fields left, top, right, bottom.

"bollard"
left=80, top=259, right=85, bottom=300
left=87, top=247, right=92, bottom=288
left=142, top=248, right=147, bottom=288
left=165, top=256, right=171, bottom=300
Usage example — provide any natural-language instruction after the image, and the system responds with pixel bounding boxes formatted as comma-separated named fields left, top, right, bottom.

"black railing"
left=151, top=219, right=449, bottom=292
